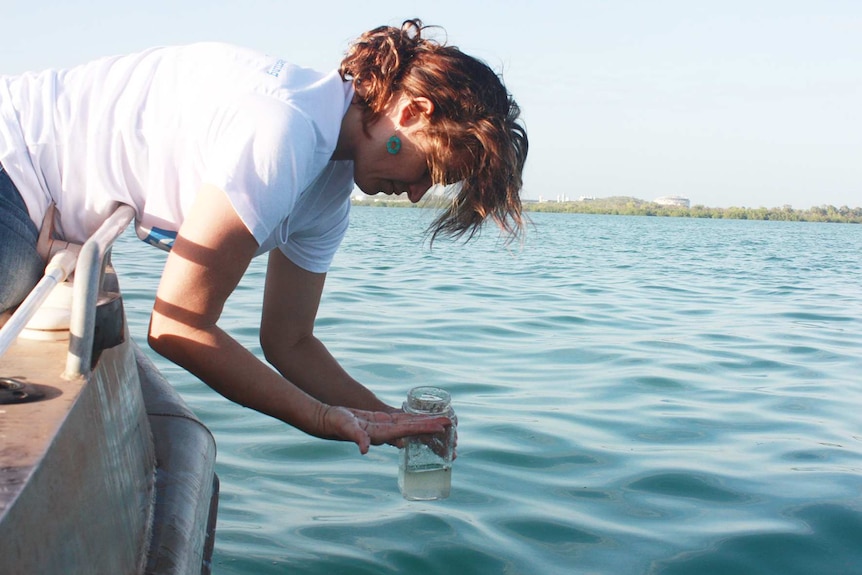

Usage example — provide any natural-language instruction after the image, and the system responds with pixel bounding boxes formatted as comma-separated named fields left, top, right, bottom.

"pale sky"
left=5, top=0, right=861, bottom=209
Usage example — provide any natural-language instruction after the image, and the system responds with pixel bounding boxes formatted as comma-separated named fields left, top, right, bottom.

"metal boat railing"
left=65, top=205, right=135, bottom=378
left=0, top=204, right=135, bottom=379
left=0, top=251, right=77, bottom=358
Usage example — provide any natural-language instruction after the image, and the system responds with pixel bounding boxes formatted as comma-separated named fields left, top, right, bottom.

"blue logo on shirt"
left=141, top=226, right=177, bottom=252
left=267, top=59, right=286, bottom=77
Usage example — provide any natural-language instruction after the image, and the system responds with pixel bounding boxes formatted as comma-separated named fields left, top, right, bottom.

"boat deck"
left=0, top=335, right=85, bottom=514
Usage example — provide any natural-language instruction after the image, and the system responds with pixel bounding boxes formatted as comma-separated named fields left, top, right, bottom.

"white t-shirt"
left=0, top=42, right=354, bottom=273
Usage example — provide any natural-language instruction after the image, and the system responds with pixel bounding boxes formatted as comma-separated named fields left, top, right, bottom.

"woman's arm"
left=260, top=249, right=393, bottom=413
left=147, top=184, right=447, bottom=452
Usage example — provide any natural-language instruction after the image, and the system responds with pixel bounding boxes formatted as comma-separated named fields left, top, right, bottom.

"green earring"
left=386, top=134, right=402, bottom=155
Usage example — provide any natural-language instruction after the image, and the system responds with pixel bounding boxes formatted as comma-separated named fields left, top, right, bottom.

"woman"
left=0, top=20, right=528, bottom=453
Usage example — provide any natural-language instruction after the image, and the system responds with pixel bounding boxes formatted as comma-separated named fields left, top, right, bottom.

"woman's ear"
left=398, top=96, right=435, bottom=128
left=412, top=97, right=435, bottom=118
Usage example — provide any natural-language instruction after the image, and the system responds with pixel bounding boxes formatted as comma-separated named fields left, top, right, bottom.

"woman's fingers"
left=323, top=407, right=451, bottom=454
left=358, top=410, right=451, bottom=444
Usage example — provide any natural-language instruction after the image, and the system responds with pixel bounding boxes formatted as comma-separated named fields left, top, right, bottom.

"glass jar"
left=398, top=386, right=457, bottom=501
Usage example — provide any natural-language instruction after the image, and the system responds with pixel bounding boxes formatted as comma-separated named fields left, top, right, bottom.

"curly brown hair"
left=339, top=19, right=528, bottom=243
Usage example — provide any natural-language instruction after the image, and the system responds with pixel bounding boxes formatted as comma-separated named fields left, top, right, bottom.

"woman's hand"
left=321, top=406, right=452, bottom=454
left=378, top=407, right=459, bottom=455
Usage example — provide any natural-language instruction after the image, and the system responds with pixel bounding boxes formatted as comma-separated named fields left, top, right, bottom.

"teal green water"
left=114, top=208, right=862, bottom=575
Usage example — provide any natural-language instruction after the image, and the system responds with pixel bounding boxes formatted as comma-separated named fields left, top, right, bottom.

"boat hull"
left=0, top=315, right=218, bottom=574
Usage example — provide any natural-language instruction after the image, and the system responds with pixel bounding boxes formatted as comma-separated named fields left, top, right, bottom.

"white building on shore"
left=654, top=195, right=691, bottom=208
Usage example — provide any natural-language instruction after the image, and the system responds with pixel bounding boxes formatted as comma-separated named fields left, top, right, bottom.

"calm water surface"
left=113, top=208, right=862, bottom=575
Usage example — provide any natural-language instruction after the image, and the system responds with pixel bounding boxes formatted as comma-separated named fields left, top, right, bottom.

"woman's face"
left=349, top=94, right=436, bottom=204
left=352, top=135, right=433, bottom=203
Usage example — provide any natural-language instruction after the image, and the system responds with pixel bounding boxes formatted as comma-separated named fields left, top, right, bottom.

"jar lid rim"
left=406, top=386, right=451, bottom=412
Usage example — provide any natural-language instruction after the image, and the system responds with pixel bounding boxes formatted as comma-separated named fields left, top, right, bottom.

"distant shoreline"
left=351, top=196, right=862, bottom=224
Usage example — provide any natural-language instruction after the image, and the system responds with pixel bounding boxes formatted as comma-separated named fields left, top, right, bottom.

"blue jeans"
left=0, top=163, right=44, bottom=313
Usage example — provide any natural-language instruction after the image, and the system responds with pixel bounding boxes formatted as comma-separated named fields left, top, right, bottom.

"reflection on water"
left=114, top=208, right=862, bottom=575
